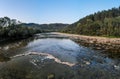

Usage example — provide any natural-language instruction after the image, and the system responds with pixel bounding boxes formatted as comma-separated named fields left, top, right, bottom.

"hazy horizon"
left=0, top=0, right=120, bottom=24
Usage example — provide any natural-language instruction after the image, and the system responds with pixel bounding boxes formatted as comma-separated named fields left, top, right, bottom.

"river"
left=0, top=33, right=120, bottom=79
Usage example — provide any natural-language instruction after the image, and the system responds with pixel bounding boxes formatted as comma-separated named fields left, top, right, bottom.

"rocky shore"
left=55, top=32, right=120, bottom=56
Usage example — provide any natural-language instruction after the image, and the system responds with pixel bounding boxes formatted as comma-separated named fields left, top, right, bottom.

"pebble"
left=114, top=65, right=120, bottom=70
left=86, top=61, right=90, bottom=65
left=3, top=46, right=9, bottom=50
left=83, top=61, right=91, bottom=65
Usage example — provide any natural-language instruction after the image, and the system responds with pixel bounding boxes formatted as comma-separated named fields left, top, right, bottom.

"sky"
left=0, top=0, right=120, bottom=24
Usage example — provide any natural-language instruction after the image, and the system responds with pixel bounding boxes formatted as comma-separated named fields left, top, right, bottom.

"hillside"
left=21, top=23, right=69, bottom=32
left=62, top=7, right=120, bottom=37
left=0, top=17, right=68, bottom=40
left=0, top=17, right=41, bottom=40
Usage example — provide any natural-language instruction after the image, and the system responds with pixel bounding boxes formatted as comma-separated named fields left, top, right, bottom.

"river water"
left=0, top=33, right=120, bottom=79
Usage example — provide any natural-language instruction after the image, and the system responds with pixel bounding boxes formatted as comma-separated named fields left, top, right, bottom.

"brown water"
left=0, top=33, right=120, bottom=79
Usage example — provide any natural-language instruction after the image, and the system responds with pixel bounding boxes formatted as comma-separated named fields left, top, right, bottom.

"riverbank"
left=55, top=32, right=120, bottom=54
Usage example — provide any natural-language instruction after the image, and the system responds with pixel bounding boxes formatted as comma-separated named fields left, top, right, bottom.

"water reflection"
left=0, top=33, right=119, bottom=79
left=26, top=38, right=80, bottom=63
left=0, top=38, right=34, bottom=56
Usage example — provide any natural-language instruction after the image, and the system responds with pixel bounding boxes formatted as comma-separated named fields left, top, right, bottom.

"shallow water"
left=0, top=33, right=120, bottom=79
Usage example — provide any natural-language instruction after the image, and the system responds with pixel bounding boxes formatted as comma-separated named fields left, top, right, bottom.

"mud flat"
left=55, top=32, right=120, bottom=54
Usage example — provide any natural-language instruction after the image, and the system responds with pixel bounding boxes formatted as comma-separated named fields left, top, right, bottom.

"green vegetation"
left=62, top=7, right=120, bottom=37
left=0, top=24, right=42, bottom=40
left=0, top=17, right=68, bottom=41
left=21, top=23, right=68, bottom=32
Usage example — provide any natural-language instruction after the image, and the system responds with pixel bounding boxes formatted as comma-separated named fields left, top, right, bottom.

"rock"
left=47, top=74, right=55, bottom=79
left=3, top=46, right=9, bottom=50
left=114, top=65, right=120, bottom=70
left=86, top=61, right=90, bottom=65
left=83, top=61, right=91, bottom=65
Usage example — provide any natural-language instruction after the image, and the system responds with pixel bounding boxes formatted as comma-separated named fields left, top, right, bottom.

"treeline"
left=21, top=23, right=69, bottom=32
left=62, top=7, right=120, bottom=37
left=0, top=25, right=42, bottom=39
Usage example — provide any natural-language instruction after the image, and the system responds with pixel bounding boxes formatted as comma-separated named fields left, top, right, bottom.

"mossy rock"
left=47, top=74, right=55, bottom=79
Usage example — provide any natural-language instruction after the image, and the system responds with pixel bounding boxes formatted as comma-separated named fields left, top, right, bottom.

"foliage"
left=0, top=24, right=42, bottom=39
left=21, top=23, right=69, bottom=32
left=62, top=7, right=120, bottom=37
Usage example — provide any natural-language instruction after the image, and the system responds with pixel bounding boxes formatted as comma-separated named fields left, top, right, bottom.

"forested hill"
left=21, top=23, right=69, bottom=32
left=0, top=17, right=41, bottom=39
left=0, top=17, right=68, bottom=40
left=62, top=7, right=120, bottom=37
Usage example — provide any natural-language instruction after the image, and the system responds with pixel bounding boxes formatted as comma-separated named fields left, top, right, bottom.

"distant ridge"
left=0, top=17, right=68, bottom=32
left=21, top=23, right=69, bottom=32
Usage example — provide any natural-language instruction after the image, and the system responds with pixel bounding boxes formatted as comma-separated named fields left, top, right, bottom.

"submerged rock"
left=47, top=74, right=55, bottom=79
left=114, top=65, right=120, bottom=70
left=85, top=61, right=91, bottom=65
